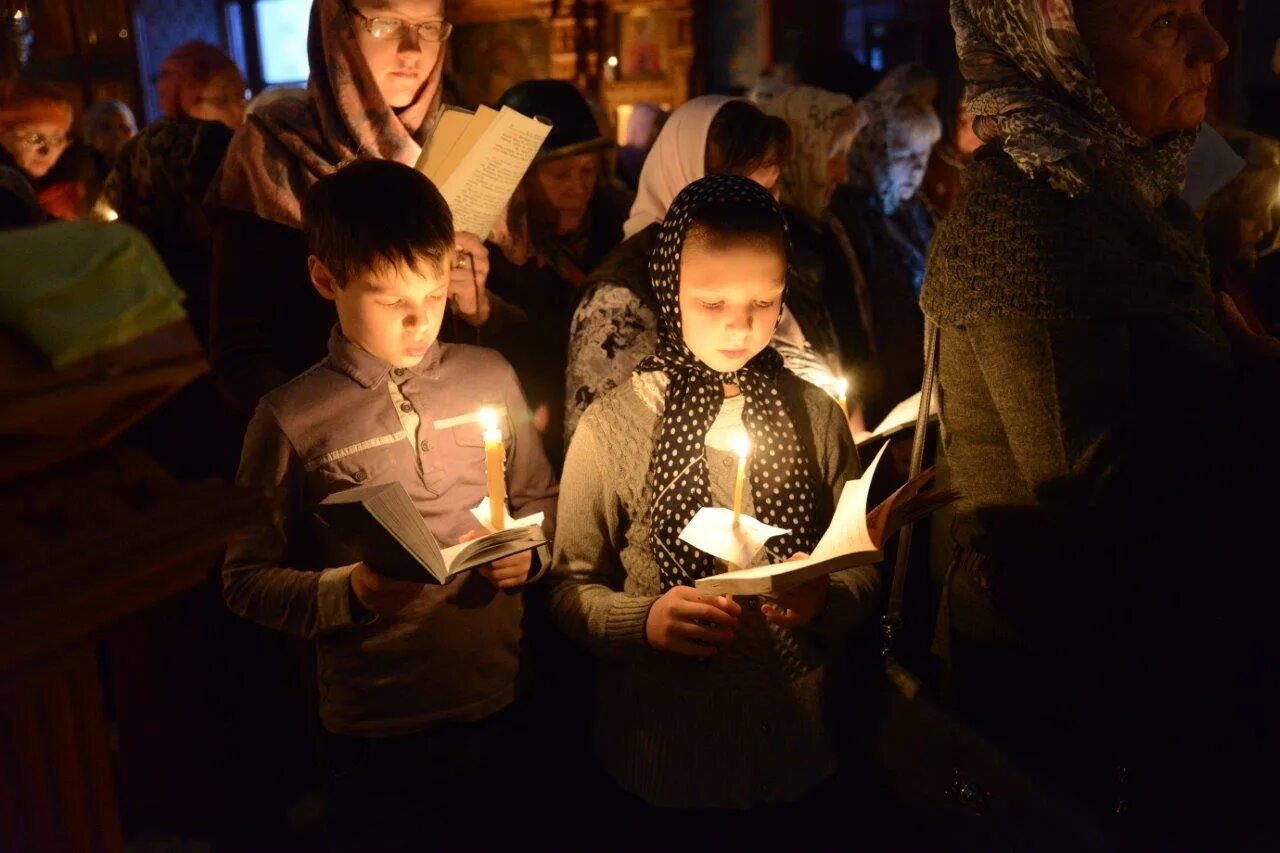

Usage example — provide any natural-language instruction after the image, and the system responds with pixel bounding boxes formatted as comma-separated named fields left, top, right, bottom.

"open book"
left=856, top=391, right=939, bottom=449
left=415, top=104, right=552, bottom=239
left=686, top=443, right=954, bottom=597
left=313, top=481, right=546, bottom=584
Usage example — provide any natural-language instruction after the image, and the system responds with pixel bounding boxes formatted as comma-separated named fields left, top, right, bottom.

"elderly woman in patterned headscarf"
left=827, top=87, right=941, bottom=427
left=922, top=1, right=1260, bottom=835
left=207, top=0, right=508, bottom=416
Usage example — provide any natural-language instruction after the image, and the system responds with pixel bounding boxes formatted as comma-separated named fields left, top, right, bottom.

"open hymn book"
left=684, top=443, right=955, bottom=597
left=415, top=104, right=552, bottom=239
left=313, top=481, right=546, bottom=585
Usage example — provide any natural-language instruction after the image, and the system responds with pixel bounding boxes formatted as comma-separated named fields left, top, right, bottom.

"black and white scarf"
left=638, top=174, right=820, bottom=591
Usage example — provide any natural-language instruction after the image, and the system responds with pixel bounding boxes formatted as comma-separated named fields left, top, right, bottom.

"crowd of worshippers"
left=3, top=0, right=1279, bottom=847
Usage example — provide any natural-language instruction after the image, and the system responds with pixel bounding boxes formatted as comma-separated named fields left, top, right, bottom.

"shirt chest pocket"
left=306, top=437, right=408, bottom=495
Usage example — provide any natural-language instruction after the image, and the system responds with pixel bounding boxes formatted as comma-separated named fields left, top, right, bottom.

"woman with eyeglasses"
left=208, top=0, right=510, bottom=419
left=0, top=79, right=86, bottom=227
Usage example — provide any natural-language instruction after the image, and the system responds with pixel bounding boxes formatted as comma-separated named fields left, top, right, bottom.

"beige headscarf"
left=623, top=95, right=734, bottom=239
left=211, top=0, right=445, bottom=227
left=756, top=86, right=865, bottom=222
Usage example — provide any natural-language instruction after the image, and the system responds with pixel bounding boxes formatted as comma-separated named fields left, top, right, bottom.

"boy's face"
left=678, top=240, right=785, bottom=375
left=310, top=255, right=451, bottom=367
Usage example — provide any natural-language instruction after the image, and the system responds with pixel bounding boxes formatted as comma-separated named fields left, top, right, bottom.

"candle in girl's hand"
left=479, top=407, right=506, bottom=531
left=731, top=429, right=750, bottom=528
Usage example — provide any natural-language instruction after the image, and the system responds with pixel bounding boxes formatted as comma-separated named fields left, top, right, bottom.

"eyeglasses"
left=8, top=130, right=70, bottom=150
left=346, top=4, right=452, bottom=42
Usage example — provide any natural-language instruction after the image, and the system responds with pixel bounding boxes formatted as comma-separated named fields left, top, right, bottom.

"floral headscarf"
left=211, top=0, right=444, bottom=227
left=638, top=174, right=820, bottom=590
left=756, top=86, right=865, bottom=223
left=952, top=0, right=1197, bottom=205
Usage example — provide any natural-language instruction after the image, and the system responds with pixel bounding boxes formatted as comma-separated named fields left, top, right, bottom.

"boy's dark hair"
left=683, top=198, right=788, bottom=265
left=301, top=158, right=454, bottom=286
left=704, top=101, right=792, bottom=177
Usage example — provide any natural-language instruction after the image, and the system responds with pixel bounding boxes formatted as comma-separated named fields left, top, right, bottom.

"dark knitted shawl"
left=921, top=148, right=1215, bottom=327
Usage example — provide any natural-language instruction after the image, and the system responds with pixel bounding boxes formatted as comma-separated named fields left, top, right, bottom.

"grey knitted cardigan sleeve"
left=919, top=147, right=1235, bottom=660
left=548, top=371, right=880, bottom=809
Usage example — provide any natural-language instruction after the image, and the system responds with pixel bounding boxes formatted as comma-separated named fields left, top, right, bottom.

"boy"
left=221, top=159, right=558, bottom=842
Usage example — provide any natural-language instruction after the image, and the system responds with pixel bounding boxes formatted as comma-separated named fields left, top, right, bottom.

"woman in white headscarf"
left=563, top=96, right=839, bottom=443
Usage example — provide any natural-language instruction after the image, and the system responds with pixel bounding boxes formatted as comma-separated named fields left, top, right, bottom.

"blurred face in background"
left=183, top=67, right=248, bottom=130
left=350, top=0, right=447, bottom=109
left=886, top=125, right=936, bottom=203
left=2, top=120, right=72, bottom=179
left=528, top=152, right=599, bottom=235
left=89, top=108, right=137, bottom=160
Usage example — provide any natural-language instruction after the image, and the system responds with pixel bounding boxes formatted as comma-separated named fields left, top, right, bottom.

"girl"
left=564, top=96, right=843, bottom=445
left=550, top=175, right=880, bottom=813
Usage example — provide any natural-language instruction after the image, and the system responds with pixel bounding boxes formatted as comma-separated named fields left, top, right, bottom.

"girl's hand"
left=762, top=554, right=828, bottom=628
left=645, top=587, right=741, bottom=657
left=449, top=232, right=492, bottom=327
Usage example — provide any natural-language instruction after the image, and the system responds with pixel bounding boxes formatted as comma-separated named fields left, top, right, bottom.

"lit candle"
left=479, top=407, right=506, bottom=531
left=833, top=377, right=850, bottom=420
left=731, top=429, right=750, bottom=529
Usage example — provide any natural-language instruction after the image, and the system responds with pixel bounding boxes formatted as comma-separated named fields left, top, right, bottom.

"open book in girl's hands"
left=682, top=443, right=955, bottom=597
left=313, top=481, right=546, bottom=585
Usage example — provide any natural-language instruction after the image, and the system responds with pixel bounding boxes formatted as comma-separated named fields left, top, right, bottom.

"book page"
left=440, top=526, right=546, bottom=575
left=810, top=442, right=888, bottom=560
left=430, top=105, right=498, bottom=184
left=417, top=105, right=475, bottom=181
left=437, top=106, right=552, bottom=238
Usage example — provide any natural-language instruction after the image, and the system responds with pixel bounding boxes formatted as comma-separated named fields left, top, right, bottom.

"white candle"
left=478, top=407, right=505, bottom=531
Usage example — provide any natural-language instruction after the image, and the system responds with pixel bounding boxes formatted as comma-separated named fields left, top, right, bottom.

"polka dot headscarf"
left=639, top=174, right=820, bottom=591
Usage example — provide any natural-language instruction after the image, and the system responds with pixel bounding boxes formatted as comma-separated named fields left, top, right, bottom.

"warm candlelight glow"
left=731, top=429, right=749, bottom=528
left=479, top=407, right=505, bottom=530
left=833, top=377, right=850, bottom=419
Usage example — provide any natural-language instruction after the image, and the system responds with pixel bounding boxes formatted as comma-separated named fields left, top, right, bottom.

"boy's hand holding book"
left=350, top=561, right=423, bottom=616
left=458, top=527, right=531, bottom=590
left=644, top=588, right=741, bottom=658
left=760, top=554, right=829, bottom=628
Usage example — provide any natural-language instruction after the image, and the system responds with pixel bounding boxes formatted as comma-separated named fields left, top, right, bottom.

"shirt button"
left=392, top=367, right=406, bottom=377
left=420, top=440, right=432, bottom=452
left=400, top=402, right=413, bottom=413
left=723, top=457, right=733, bottom=468
left=353, top=471, right=367, bottom=483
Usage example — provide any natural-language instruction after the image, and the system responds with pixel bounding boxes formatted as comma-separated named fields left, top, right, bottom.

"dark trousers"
left=321, top=703, right=531, bottom=851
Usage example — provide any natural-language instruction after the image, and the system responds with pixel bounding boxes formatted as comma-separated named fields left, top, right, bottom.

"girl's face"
left=678, top=238, right=785, bottom=375
left=350, top=0, right=446, bottom=110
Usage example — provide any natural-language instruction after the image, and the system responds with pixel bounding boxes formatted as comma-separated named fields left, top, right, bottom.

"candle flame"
left=478, top=407, right=499, bottom=433
left=731, top=429, right=751, bottom=460
left=833, top=377, right=849, bottom=397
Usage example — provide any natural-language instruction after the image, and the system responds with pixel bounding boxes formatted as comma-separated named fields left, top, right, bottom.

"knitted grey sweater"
left=549, top=371, right=880, bottom=809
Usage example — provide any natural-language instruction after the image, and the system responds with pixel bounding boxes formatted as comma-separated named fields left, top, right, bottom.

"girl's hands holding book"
left=761, top=555, right=828, bottom=628
left=350, top=562, right=423, bottom=616
left=645, top=587, right=741, bottom=657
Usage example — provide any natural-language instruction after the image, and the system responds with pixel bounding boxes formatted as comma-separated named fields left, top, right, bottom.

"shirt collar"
left=326, top=325, right=442, bottom=389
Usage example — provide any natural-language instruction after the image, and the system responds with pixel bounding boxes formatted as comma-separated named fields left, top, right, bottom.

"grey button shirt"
left=223, top=327, right=558, bottom=735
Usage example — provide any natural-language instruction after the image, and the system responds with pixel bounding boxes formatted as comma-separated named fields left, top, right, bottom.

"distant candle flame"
left=731, top=429, right=751, bottom=460
left=833, top=377, right=849, bottom=398
left=478, top=407, right=499, bottom=433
